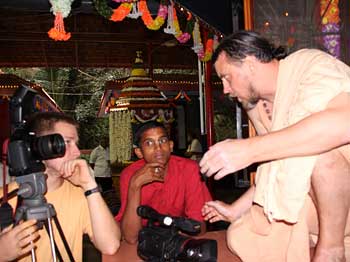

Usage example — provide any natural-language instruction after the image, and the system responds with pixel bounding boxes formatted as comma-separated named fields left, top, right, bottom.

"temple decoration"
left=48, top=0, right=73, bottom=41
left=92, top=0, right=218, bottom=61
left=320, top=0, right=340, bottom=58
left=109, top=51, right=174, bottom=165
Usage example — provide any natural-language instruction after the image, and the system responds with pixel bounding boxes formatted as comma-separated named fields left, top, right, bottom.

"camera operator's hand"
left=202, top=200, right=237, bottom=223
left=59, top=159, right=97, bottom=191
left=0, top=219, right=39, bottom=262
left=130, top=162, right=165, bottom=189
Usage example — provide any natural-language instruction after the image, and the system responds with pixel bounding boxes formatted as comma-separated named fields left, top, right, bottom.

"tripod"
left=14, top=172, right=75, bottom=262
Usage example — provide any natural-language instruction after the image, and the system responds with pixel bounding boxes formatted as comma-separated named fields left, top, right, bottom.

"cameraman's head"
left=26, top=112, right=81, bottom=176
left=133, top=121, right=173, bottom=167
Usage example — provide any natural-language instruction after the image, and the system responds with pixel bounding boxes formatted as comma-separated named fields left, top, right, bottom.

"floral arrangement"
left=173, top=9, right=194, bottom=43
left=320, top=0, right=340, bottom=58
left=94, top=0, right=133, bottom=22
left=110, top=3, right=133, bottom=21
left=47, top=0, right=73, bottom=41
left=139, top=0, right=168, bottom=30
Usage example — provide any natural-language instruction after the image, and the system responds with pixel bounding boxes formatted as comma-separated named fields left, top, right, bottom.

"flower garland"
left=173, top=9, right=194, bottom=43
left=48, top=0, right=73, bottom=41
left=191, top=19, right=204, bottom=59
left=110, top=3, right=133, bottom=21
left=201, top=32, right=216, bottom=62
left=139, top=0, right=168, bottom=30
left=93, top=0, right=132, bottom=22
left=320, top=0, right=340, bottom=58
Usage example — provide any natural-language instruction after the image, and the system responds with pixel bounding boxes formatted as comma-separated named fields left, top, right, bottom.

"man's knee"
left=312, top=149, right=349, bottom=184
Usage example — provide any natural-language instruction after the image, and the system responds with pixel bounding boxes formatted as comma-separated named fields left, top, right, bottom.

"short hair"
left=133, top=121, right=168, bottom=147
left=26, top=111, right=78, bottom=136
left=212, top=30, right=287, bottom=64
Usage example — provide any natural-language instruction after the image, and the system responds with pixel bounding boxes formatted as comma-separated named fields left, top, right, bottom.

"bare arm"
left=200, top=92, right=350, bottom=180
left=120, top=163, right=164, bottom=244
left=60, top=159, right=121, bottom=255
left=202, top=186, right=255, bottom=223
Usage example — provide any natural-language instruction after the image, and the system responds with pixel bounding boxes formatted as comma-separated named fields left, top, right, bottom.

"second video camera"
left=137, top=205, right=217, bottom=262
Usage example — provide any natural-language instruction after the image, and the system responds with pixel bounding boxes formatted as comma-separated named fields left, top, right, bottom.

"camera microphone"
left=137, top=205, right=201, bottom=234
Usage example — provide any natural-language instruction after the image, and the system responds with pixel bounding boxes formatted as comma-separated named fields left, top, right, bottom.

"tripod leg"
left=44, top=218, right=60, bottom=262
left=52, top=215, right=75, bottom=261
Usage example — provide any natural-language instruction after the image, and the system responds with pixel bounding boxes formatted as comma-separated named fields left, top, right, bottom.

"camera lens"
left=32, top=134, right=66, bottom=160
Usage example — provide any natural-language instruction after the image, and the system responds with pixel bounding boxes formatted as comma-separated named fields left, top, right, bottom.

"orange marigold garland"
left=48, top=0, right=73, bottom=41
left=110, top=3, right=133, bottom=21
left=139, top=0, right=168, bottom=30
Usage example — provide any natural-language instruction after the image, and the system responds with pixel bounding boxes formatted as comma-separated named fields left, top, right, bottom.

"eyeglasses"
left=141, top=137, right=169, bottom=148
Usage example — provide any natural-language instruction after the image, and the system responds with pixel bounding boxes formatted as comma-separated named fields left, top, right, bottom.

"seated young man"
left=0, top=112, right=120, bottom=262
left=115, top=121, right=212, bottom=244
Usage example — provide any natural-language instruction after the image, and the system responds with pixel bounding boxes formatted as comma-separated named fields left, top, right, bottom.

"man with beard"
left=200, top=31, right=350, bottom=261
left=115, top=121, right=212, bottom=244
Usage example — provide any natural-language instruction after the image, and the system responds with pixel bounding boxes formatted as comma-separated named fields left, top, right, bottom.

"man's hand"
left=202, top=201, right=237, bottom=223
left=200, top=139, right=255, bottom=180
left=130, top=163, right=165, bottom=189
left=0, top=219, right=39, bottom=261
left=59, top=159, right=97, bottom=191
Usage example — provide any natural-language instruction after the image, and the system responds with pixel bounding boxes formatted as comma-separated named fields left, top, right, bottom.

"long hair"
left=212, top=31, right=287, bottom=64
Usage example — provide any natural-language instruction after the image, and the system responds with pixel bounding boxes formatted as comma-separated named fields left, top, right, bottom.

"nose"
left=223, top=84, right=234, bottom=96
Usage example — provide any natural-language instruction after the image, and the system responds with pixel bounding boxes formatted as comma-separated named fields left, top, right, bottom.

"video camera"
left=137, top=205, right=217, bottom=262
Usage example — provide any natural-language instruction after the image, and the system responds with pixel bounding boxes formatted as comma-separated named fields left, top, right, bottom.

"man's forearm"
left=120, top=185, right=143, bottom=244
left=87, top=192, right=121, bottom=255
left=250, top=106, right=350, bottom=163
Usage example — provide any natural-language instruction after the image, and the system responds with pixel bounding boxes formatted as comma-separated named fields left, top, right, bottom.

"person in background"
left=185, top=129, right=203, bottom=162
left=0, top=112, right=120, bottom=261
left=89, top=136, right=113, bottom=192
left=115, top=120, right=212, bottom=244
left=200, top=31, right=350, bottom=261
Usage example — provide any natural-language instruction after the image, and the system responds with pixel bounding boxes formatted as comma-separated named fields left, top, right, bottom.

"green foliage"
left=1, top=67, right=129, bottom=149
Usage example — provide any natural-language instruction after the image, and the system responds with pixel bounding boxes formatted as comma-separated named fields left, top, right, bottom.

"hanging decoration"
left=173, top=8, right=194, bottom=43
left=174, top=90, right=191, bottom=102
left=320, top=0, right=340, bottom=58
left=93, top=0, right=132, bottom=22
left=139, top=0, right=168, bottom=30
left=92, top=0, right=218, bottom=61
left=191, top=19, right=204, bottom=59
left=127, top=2, right=142, bottom=19
left=47, top=0, right=73, bottom=41
left=110, top=3, right=133, bottom=21
left=164, top=0, right=176, bottom=35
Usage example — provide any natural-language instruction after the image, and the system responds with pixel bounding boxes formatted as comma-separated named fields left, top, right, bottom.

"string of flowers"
left=173, top=9, right=194, bottom=43
left=139, top=0, right=168, bottom=30
left=201, top=32, right=216, bottom=62
left=320, top=0, right=340, bottom=58
left=48, top=0, right=73, bottom=41
left=93, top=0, right=132, bottom=22
left=191, top=19, right=204, bottom=59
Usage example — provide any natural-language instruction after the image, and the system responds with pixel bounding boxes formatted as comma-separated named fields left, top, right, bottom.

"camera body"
left=137, top=205, right=217, bottom=262
left=7, top=85, right=66, bottom=178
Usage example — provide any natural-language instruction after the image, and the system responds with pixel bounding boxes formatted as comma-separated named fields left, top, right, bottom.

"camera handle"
left=14, top=173, right=75, bottom=262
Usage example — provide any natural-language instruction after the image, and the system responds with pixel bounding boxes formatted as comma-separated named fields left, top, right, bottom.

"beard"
left=238, top=83, right=261, bottom=111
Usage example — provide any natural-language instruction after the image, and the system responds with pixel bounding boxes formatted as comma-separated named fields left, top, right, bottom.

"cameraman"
left=115, top=121, right=212, bottom=244
left=0, top=112, right=121, bottom=261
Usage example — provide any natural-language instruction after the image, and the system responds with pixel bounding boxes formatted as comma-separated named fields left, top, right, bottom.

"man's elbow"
left=100, top=240, right=120, bottom=255
left=123, top=235, right=138, bottom=245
